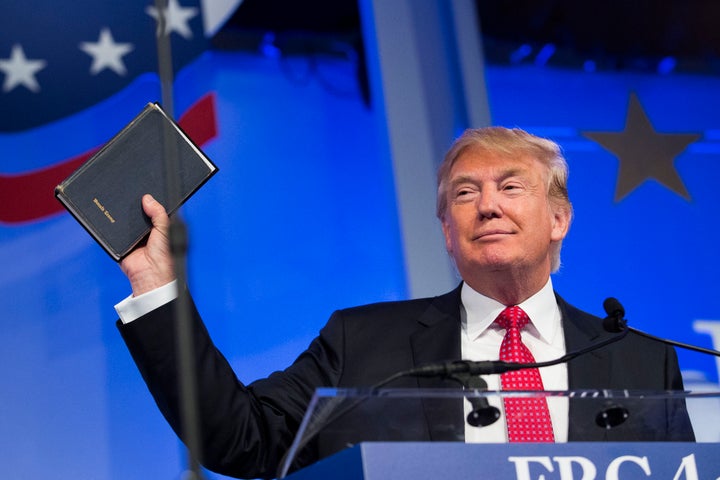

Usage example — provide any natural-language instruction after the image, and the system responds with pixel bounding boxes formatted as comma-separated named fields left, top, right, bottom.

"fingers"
left=142, top=194, right=172, bottom=255
left=142, top=194, right=169, bottom=229
left=118, top=194, right=176, bottom=297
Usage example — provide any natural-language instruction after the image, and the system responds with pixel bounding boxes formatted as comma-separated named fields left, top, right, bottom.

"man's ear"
left=550, top=205, right=572, bottom=242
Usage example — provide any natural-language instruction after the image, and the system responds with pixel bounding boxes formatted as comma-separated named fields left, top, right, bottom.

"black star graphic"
left=582, top=92, right=700, bottom=202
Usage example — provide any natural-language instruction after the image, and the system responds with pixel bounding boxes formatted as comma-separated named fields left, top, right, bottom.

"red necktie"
left=495, top=306, right=555, bottom=442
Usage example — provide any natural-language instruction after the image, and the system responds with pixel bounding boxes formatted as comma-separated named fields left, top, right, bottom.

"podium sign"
left=286, top=442, right=720, bottom=480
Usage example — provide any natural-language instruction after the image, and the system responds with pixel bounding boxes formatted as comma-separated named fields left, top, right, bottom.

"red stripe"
left=178, top=93, right=218, bottom=147
left=0, top=92, right=218, bottom=225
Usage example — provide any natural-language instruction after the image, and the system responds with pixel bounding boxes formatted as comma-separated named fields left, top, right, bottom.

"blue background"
left=1, top=2, right=720, bottom=479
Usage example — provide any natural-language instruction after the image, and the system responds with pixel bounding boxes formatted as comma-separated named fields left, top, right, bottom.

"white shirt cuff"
left=115, top=280, right=179, bottom=324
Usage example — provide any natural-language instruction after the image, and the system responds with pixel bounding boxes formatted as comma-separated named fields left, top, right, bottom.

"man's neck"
left=463, top=267, right=551, bottom=306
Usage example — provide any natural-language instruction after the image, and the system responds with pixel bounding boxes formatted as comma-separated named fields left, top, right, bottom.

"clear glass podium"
left=279, top=388, right=720, bottom=479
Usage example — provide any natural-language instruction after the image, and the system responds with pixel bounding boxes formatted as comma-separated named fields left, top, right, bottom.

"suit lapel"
left=559, top=295, right=610, bottom=388
left=409, top=285, right=466, bottom=440
left=557, top=294, right=613, bottom=440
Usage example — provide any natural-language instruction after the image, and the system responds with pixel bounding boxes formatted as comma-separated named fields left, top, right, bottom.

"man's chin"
left=459, top=257, right=515, bottom=274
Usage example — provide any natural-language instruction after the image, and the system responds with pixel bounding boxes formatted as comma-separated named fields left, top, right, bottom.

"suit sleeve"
left=117, top=295, right=346, bottom=479
left=664, top=343, right=696, bottom=441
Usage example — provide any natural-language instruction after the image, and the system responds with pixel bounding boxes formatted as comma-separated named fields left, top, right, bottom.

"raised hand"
left=120, top=194, right=176, bottom=297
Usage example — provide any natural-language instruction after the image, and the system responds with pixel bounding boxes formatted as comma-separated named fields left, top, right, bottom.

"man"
left=116, top=127, right=693, bottom=479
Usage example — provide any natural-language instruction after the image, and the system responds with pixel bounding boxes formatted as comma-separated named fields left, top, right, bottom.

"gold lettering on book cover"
left=93, top=197, right=116, bottom=223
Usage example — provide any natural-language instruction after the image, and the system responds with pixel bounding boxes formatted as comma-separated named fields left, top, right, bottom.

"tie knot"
left=495, top=305, right=530, bottom=331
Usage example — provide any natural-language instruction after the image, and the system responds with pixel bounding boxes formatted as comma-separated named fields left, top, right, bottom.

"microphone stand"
left=604, top=297, right=720, bottom=357
left=153, top=1, right=204, bottom=479
left=627, top=327, right=720, bottom=357
left=447, top=372, right=501, bottom=428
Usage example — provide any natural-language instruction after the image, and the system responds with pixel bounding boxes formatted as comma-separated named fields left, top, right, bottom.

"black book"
left=55, top=102, right=218, bottom=261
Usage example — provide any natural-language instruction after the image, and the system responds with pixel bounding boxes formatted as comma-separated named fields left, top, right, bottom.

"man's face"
left=440, top=147, right=570, bottom=283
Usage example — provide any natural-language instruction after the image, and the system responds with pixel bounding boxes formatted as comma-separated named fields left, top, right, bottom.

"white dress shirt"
left=115, top=280, right=178, bottom=324
left=461, top=279, right=569, bottom=442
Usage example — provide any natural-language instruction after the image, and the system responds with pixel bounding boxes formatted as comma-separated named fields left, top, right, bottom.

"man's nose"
left=476, top=189, right=501, bottom=218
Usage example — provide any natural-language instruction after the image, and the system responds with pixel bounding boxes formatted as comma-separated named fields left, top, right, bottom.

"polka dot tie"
left=495, top=306, right=555, bottom=443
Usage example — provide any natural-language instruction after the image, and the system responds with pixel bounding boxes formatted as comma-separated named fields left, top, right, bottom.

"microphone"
left=595, top=402, right=630, bottom=429
left=447, top=372, right=501, bottom=427
left=603, top=297, right=720, bottom=358
left=596, top=298, right=629, bottom=428
left=602, top=297, right=627, bottom=332
left=595, top=296, right=720, bottom=428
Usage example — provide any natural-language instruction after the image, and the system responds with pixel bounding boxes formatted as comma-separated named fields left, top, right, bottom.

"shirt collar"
left=461, top=278, right=560, bottom=344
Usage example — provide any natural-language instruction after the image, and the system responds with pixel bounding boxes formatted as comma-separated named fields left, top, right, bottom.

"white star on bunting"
left=79, top=28, right=135, bottom=76
left=0, top=44, right=47, bottom=93
left=146, top=0, right=199, bottom=39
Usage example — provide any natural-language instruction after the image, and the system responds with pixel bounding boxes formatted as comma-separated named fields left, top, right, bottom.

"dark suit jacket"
left=118, top=285, right=694, bottom=479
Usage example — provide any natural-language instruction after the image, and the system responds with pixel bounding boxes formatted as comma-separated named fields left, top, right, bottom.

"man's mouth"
left=473, top=230, right=512, bottom=240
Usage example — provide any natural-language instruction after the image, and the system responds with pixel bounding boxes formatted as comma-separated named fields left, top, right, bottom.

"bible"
left=55, top=102, right=218, bottom=261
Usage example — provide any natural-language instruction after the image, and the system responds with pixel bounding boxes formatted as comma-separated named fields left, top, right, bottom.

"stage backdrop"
left=1, top=1, right=719, bottom=479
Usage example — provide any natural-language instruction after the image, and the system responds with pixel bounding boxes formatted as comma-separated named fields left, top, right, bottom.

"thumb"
left=142, top=194, right=169, bottom=228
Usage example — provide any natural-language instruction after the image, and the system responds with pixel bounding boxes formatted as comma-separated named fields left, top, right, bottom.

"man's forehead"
left=450, top=149, right=544, bottom=177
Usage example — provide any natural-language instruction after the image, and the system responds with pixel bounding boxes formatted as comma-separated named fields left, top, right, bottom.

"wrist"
left=129, top=272, right=176, bottom=297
